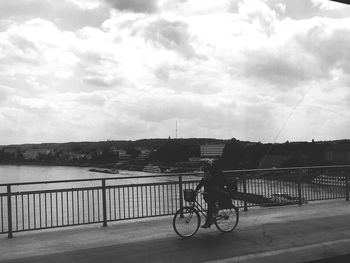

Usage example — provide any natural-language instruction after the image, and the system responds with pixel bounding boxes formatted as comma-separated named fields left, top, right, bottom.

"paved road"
left=2, top=200, right=350, bottom=263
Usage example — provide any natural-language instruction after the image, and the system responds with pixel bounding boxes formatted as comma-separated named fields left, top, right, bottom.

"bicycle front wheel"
left=173, top=207, right=200, bottom=238
left=215, top=205, right=239, bottom=233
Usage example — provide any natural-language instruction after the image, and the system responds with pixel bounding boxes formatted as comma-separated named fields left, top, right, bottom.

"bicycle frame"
left=187, top=193, right=237, bottom=220
left=188, top=199, right=208, bottom=218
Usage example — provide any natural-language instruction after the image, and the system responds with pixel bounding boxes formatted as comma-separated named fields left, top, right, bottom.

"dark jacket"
left=195, top=169, right=230, bottom=197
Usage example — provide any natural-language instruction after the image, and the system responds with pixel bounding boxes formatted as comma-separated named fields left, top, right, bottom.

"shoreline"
left=0, top=161, right=116, bottom=168
left=0, top=161, right=200, bottom=174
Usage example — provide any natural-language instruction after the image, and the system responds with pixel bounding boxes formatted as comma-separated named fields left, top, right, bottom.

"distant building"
left=325, top=142, right=350, bottom=163
left=3, top=147, right=19, bottom=157
left=118, top=150, right=132, bottom=161
left=135, top=148, right=151, bottom=161
left=23, top=149, right=52, bottom=160
left=200, top=144, right=225, bottom=158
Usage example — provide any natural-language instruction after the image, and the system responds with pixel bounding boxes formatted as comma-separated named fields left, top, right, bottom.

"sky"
left=0, top=0, right=350, bottom=145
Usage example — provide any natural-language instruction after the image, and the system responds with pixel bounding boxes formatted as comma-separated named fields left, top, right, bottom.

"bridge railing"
left=1, top=165, right=350, bottom=238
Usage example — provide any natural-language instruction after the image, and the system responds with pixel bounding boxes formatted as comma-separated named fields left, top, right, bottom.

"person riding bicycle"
left=195, top=159, right=231, bottom=228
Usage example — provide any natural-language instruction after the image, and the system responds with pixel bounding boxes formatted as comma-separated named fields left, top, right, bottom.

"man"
left=195, top=159, right=230, bottom=228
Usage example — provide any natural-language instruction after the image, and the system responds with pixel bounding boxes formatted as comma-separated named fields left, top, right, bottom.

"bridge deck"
left=1, top=199, right=350, bottom=263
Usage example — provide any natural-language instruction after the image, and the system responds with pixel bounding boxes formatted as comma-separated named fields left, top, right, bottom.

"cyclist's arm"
left=195, top=179, right=204, bottom=192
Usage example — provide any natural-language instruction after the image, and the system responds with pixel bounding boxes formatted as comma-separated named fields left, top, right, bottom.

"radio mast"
left=176, top=120, right=178, bottom=139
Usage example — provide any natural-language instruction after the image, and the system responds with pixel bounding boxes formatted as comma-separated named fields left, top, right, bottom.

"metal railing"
left=1, top=165, right=350, bottom=238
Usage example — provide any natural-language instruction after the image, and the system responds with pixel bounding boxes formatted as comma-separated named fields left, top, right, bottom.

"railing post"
left=243, top=177, right=248, bottom=211
left=298, top=175, right=303, bottom=206
left=102, top=179, right=107, bottom=227
left=7, top=185, right=13, bottom=238
left=345, top=172, right=349, bottom=202
left=178, top=175, right=184, bottom=217
left=179, top=175, right=183, bottom=211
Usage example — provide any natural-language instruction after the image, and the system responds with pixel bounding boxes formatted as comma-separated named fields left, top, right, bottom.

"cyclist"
left=195, top=159, right=231, bottom=228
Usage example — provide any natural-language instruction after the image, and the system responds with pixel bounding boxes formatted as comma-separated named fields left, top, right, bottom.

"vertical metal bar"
left=50, top=193, right=53, bottom=227
left=77, top=191, right=80, bottom=224
left=102, top=179, right=107, bottom=227
left=7, top=185, right=13, bottom=238
left=92, top=190, right=95, bottom=222
left=165, top=184, right=168, bottom=214
left=298, top=175, right=303, bottom=206
left=122, top=188, right=125, bottom=219
left=179, top=175, right=183, bottom=212
left=132, top=186, right=135, bottom=218
left=56, top=193, right=58, bottom=226
left=158, top=185, right=161, bottom=215
left=127, top=187, right=130, bottom=218
left=44, top=193, right=48, bottom=227
left=39, top=194, right=42, bottom=228
left=61, top=192, right=64, bottom=225
left=136, top=186, right=139, bottom=218
left=146, top=186, right=149, bottom=217
left=149, top=186, right=152, bottom=216
left=82, top=190, right=85, bottom=223
left=27, top=194, right=30, bottom=229
left=21, top=194, right=24, bottom=230
left=71, top=191, right=74, bottom=225
left=243, top=177, right=248, bottom=211
left=171, top=184, right=174, bottom=213
left=87, top=190, right=90, bottom=223
left=97, top=188, right=100, bottom=222
left=114, top=188, right=117, bottom=220
left=1, top=196, right=3, bottom=232
left=118, top=188, right=121, bottom=219
left=15, top=194, right=18, bottom=231
left=141, top=186, right=144, bottom=217
left=66, top=191, right=69, bottom=225
left=33, top=194, right=36, bottom=229
left=153, top=185, right=156, bottom=216
left=109, top=186, right=112, bottom=220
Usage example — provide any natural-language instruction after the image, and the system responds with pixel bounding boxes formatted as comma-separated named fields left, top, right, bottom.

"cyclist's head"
left=200, top=158, right=214, bottom=172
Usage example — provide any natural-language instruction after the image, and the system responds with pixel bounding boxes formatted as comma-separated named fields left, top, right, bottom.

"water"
left=0, top=165, right=151, bottom=184
left=0, top=165, right=185, bottom=194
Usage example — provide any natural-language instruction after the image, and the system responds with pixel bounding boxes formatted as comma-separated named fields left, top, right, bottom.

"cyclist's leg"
left=202, top=194, right=215, bottom=227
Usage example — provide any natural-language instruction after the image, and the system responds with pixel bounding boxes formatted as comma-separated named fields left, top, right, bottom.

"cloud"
left=72, top=93, right=107, bottom=106
left=294, top=17, right=350, bottom=76
left=240, top=49, right=308, bottom=87
left=0, top=85, right=17, bottom=104
left=105, top=0, right=158, bottom=13
left=143, top=18, right=201, bottom=59
left=0, top=0, right=110, bottom=31
left=1, top=0, right=350, bottom=144
left=0, top=19, right=80, bottom=81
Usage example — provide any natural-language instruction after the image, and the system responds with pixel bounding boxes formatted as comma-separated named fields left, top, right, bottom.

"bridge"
left=1, top=199, right=350, bottom=262
left=1, top=165, right=350, bottom=262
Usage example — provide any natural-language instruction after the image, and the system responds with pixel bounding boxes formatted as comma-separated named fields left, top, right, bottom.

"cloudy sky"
left=0, top=0, right=350, bottom=145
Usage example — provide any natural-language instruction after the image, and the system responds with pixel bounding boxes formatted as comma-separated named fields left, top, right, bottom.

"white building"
left=23, top=149, right=52, bottom=160
left=200, top=144, right=225, bottom=158
left=118, top=150, right=132, bottom=161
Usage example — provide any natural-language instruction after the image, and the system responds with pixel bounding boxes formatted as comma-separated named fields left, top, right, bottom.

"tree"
left=221, top=139, right=247, bottom=169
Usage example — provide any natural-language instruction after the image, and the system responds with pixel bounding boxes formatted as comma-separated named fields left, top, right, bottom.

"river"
left=0, top=165, right=151, bottom=184
left=0, top=164, right=188, bottom=194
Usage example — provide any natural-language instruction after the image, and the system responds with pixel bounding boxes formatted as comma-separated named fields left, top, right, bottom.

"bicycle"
left=173, top=189, right=239, bottom=238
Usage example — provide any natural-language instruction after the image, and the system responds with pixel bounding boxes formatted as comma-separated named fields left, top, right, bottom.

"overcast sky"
left=0, top=0, right=350, bottom=145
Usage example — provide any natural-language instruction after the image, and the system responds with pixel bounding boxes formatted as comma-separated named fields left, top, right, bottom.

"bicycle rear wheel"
left=214, top=205, right=239, bottom=233
left=173, top=207, right=200, bottom=238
